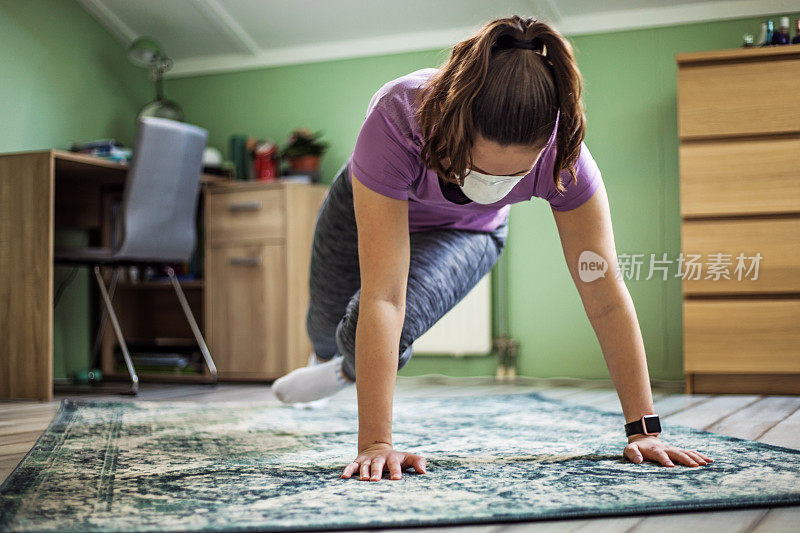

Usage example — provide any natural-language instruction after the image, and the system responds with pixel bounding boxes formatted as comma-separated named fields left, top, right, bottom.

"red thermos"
left=253, top=142, right=279, bottom=182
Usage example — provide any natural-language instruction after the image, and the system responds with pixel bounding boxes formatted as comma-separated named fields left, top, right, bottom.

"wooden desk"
left=0, top=149, right=231, bottom=400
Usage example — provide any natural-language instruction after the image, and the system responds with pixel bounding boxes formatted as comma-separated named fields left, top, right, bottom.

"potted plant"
left=280, top=127, right=329, bottom=173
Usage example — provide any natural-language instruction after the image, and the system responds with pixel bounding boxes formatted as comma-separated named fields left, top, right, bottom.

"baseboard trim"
left=686, top=372, right=800, bottom=395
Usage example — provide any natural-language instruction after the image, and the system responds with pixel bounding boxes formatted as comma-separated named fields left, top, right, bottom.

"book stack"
left=69, top=139, right=132, bottom=164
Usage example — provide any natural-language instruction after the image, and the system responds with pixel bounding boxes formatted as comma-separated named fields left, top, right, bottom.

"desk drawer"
left=680, top=136, right=800, bottom=217
left=677, top=56, right=800, bottom=139
left=206, top=242, right=287, bottom=379
left=207, top=188, right=284, bottom=244
left=681, top=217, right=800, bottom=294
left=683, top=299, right=800, bottom=373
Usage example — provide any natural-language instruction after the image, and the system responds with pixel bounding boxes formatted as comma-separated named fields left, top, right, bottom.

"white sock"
left=272, top=355, right=353, bottom=404
left=287, top=352, right=336, bottom=409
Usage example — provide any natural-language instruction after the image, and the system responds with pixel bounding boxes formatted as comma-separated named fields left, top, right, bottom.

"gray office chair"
left=55, top=116, right=217, bottom=394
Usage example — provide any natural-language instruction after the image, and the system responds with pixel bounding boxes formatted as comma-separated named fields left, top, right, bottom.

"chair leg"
left=90, top=266, right=120, bottom=370
left=165, top=266, right=218, bottom=384
left=93, top=265, right=138, bottom=395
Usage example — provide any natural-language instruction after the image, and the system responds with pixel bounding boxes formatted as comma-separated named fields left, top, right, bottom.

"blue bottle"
left=765, top=20, right=774, bottom=46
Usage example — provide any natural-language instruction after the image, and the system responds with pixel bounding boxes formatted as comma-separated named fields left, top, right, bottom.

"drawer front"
left=206, top=242, right=287, bottom=379
left=681, top=217, right=800, bottom=294
left=207, top=188, right=284, bottom=244
left=683, top=299, right=800, bottom=373
left=677, top=58, right=800, bottom=139
left=680, top=136, right=800, bottom=217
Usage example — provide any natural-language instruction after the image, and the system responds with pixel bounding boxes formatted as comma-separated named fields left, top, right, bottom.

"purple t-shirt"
left=349, top=68, right=603, bottom=233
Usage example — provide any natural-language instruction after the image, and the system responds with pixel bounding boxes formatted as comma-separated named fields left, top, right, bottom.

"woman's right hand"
left=340, top=442, right=427, bottom=481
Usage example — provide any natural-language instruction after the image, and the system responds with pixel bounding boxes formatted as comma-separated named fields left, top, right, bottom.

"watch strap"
left=625, top=414, right=661, bottom=437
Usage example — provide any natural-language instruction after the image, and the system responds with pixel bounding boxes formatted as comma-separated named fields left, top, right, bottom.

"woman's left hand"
left=623, top=435, right=714, bottom=467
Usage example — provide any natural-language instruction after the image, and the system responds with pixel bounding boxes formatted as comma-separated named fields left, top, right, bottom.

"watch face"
left=644, top=415, right=661, bottom=434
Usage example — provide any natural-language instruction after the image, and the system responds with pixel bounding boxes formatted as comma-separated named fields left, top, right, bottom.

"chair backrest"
left=115, top=117, right=208, bottom=263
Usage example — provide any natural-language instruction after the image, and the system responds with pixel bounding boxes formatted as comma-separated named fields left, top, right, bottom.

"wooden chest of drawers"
left=676, top=44, right=800, bottom=394
left=204, top=181, right=328, bottom=380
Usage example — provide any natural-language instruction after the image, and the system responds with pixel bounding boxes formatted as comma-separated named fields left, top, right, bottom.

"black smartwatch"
left=625, top=414, right=661, bottom=438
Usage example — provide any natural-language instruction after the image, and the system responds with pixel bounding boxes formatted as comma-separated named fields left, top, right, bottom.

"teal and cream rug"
left=1, top=393, right=799, bottom=532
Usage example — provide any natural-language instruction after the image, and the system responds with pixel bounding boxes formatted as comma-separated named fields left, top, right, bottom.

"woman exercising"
left=272, top=15, right=713, bottom=481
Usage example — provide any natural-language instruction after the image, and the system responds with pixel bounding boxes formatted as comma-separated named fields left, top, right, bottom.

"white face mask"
left=458, top=122, right=553, bottom=205
left=457, top=168, right=527, bottom=205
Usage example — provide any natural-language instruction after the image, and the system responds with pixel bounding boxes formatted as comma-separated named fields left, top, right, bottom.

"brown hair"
left=414, top=15, right=586, bottom=193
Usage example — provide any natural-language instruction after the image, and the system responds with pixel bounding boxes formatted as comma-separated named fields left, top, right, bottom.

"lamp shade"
left=127, top=37, right=164, bottom=67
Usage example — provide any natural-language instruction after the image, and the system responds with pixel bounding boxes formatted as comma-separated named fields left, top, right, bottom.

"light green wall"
left=167, top=13, right=792, bottom=381
left=0, top=0, right=149, bottom=379
left=0, top=0, right=147, bottom=151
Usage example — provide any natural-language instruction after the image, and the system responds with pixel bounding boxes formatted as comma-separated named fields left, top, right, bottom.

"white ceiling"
left=77, top=0, right=797, bottom=78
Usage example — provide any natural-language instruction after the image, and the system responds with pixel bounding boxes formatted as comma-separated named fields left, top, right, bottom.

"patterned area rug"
left=1, top=393, right=799, bottom=532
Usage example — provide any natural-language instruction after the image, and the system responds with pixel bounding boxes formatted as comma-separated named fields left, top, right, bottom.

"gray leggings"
left=306, top=160, right=509, bottom=381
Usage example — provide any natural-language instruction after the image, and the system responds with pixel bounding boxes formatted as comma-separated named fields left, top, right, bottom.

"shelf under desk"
left=0, top=149, right=234, bottom=401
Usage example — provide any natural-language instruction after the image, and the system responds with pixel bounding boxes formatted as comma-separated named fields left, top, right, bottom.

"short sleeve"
left=545, top=141, right=602, bottom=211
left=350, top=107, right=417, bottom=201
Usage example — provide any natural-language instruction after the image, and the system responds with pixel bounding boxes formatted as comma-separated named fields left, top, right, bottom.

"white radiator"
left=411, top=273, right=493, bottom=356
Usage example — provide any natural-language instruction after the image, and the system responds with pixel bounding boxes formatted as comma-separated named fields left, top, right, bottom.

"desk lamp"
left=127, top=36, right=184, bottom=122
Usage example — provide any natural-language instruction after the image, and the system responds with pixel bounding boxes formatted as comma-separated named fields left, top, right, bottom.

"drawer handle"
left=229, top=257, right=262, bottom=266
left=228, top=201, right=262, bottom=212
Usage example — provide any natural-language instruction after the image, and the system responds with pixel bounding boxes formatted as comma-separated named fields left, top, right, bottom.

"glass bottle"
left=764, top=20, right=774, bottom=46
left=755, top=22, right=768, bottom=46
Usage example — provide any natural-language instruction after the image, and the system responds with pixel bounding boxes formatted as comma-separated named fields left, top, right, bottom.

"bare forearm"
left=586, top=290, right=655, bottom=428
left=355, top=298, right=405, bottom=451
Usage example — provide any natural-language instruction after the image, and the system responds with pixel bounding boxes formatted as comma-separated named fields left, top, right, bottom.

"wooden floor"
left=1, top=376, right=798, bottom=532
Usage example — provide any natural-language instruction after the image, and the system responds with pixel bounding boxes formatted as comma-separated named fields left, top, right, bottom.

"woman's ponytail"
left=530, top=20, right=586, bottom=192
